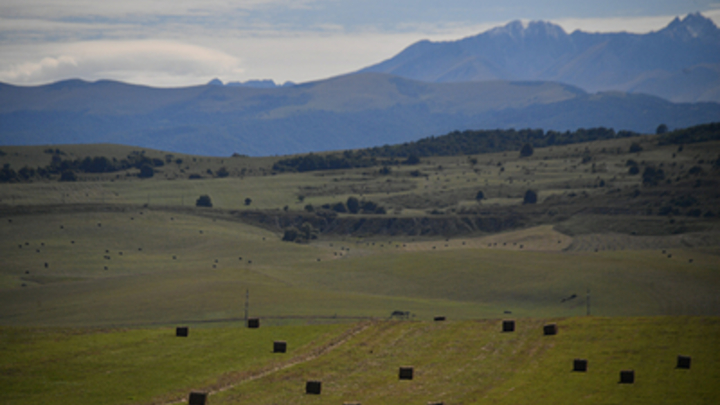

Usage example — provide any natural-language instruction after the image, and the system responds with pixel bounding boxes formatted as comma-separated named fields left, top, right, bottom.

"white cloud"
left=0, top=40, right=243, bottom=87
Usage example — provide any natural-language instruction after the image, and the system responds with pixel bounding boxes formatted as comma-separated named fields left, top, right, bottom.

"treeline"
left=0, top=151, right=165, bottom=183
left=657, top=122, right=720, bottom=145
left=273, top=127, right=639, bottom=172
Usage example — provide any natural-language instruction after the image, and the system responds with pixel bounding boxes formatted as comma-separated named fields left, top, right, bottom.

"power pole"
left=244, top=289, right=249, bottom=322
left=586, top=287, right=591, bottom=316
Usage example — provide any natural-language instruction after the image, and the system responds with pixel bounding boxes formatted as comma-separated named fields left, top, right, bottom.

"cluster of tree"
left=282, top=222, right=319, bottom=243
left=305, top=196, right=386, bottom=215
left=0, top=152, right=166, bottom=183
left=657, top=122, right=720, bottom=146
left=273, top=151, right=378, bottom=173
left=272, top=127, right=638, bottom=173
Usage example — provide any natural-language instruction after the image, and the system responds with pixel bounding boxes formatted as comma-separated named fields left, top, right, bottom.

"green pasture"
left=211, top=317, right=720, bottom=405
left=0, top=323, right=349, bottom=405
left=5, top=317, right=714, bottom=405
left=1, top=210, right=719, bottom=327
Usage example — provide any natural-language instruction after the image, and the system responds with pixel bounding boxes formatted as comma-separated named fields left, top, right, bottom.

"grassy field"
left=2, top=317, right=718, bottom=405
left=1, top=135, right=719, bottom=403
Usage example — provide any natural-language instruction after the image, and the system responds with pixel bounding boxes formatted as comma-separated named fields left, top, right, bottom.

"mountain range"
left=1, top=13, right=719, bottom=157
left=2, top=73, right=718, bottom=156
left=360, top=13, right=720, bottom=103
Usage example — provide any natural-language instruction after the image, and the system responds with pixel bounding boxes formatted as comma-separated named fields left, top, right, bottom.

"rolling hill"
left=1, top=73, right=719, bottom=156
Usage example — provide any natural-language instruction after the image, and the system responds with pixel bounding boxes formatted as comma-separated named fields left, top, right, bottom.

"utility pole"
left=244, top=289, right=249, bottom=322
left=586, top=287, right=591, bottom=316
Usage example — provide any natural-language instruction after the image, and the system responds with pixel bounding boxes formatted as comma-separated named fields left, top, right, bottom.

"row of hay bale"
left=182, top=318, right=694, bottom=404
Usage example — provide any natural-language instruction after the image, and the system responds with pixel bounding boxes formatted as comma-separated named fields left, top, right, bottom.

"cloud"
left=0, top=40, right=244, bottom=86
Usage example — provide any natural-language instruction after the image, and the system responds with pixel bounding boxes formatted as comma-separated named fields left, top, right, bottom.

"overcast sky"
left=1, top=0, right=719, bottom=87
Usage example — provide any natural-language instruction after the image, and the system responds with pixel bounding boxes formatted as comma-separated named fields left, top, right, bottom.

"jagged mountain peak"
left=660, top=12, right=718, bottom=39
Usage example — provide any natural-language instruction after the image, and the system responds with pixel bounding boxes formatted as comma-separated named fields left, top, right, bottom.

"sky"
left=1, top=0, right=719, bottom=87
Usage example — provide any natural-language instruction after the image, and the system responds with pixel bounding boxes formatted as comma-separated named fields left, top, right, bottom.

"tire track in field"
left=154, top=321, right=372, bottom=405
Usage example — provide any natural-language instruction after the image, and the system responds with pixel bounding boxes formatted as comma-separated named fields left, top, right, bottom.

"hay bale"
left=273, top=341, right=287, bottom=353
left=427, top=402, right=444, bottom=405
left=399, top=366, right=414, bottom=380
left=573, top=359, right=588, bottom=372
left=247, top=318, right=260, bottom=328
left=434, top=316, right=446, bottom=322
left=543, top=324, right=558, bottom=336
left=502, top=320, right=515, bottom=332
left=619, top=370, right=634, bottom=384
left=306, top=380, right=322, bottom=394
left=676, top=355, right=691, bottom=369
left=44, top=263, right=48, bottom=268
left=188, top=391, right=207, bottom=405
left=176, top=327, right=189, bottom=337
left=343, top=402, right=361, bottom=405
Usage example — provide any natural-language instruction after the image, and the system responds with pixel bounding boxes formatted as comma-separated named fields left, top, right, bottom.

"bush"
left=332, top=202, right=347, bottom=213
left=196, top=195, right=212, bottom=207
left=523, top=189, right=538, bottom=204
left=628, top=166, right=640, bottom=175
left=304, top=204, right=314, bottom=212
left=244, top=198, right=252, bottom=206
left=475, top=190, right=485, bottom=201
left=216, top=167, right=229, bottom=178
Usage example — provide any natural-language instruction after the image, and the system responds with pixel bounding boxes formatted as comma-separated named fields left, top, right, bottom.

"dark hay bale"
left=239, top=257, right=242, bottom=260
left=173, top=255, right=177, bottom=259
left=317, top=258, right=321, bottom=261
left=104, top=266, right=108, bottom=270
left=105, top=250, right=109, bottom=253
left=248, top=260, right=252, bottom=264
left=199, top=230, right=203, bottom=234
left=131, top=217, right=134, bottom=220
left=689, top=259, right=694, bottom=263
left=25, top=270, right=29, bottom=274
left=573, top=359, right=588, bottom=372
left=504, top=310, right=512, bottom=314
left=97, top=223, right=101, bottom=227
left=21, top=283, right=27, bottom=287
left=543, top=324, right=558, bottom=336
left=434, top=316, right=446, bottom=321
left=18, top=245, right=22, bottom=249
left=662, top=249, right=666, bottom=254
left=71, top=241, right=75, bottom=244
left=188, top=391, right=207, bottom=405
left=36, top=249, right=40, bottom=253
left=41, top=243, right=44, bottom=246
left=176, top=327, right=189, bottom=337
left=44, top=263, right=48, bottom=268
left=619, top=370, right=634, bottom=384
left=214, top=259, right=218, bottom=263
left=399, top=366, right=414, bottom=380
left=138, top=248, right=142, bottom=251
left=25, top=242, right=29, bottom=245
left=306, top=380, right=322, bottom=395
left=212, top=264, right=216, bottom=268
left=171, top=217, right=174, bottom=220
left=502, top=320, right=515, bottom=332
left=119, top=252, right=123, bottom=255
left=427, top=402, right=444, bottom=405
left=676, top=355, right=691, bottom=369
left=273, top=341, right=287, bottom=353
left=247, top=318, right=260, bottom=328
left=60, top=225, right=64, bottom=229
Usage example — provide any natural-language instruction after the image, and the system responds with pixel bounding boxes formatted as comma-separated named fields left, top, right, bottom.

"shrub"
left=138, top=164, right=154, bottom=178
left=628, top=166, right=640, bottom=175
left=244, top=198, right=252, bottom=206
left=216, top=167, right=229, bottom=178
left=332, top=202, right=347, bottom=213
left=304, top=204, right=314, bottom=212
left=475, top=190, right=485, bottom=201
left=59, top=170, right=77, bottom=182
left=196, top=195, right=212, bottom=207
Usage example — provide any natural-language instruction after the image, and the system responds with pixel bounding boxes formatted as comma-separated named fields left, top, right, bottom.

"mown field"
left=1, top=317, right=718, bottom=405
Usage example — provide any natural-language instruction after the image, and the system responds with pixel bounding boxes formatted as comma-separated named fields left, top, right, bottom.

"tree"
left=215, top=167, right=229, bottom=178
left=244, top=198, right=252, bottom=206
left=404, top=154, right=420, bottom=165
left=196, top=195, right=213, bottom=207
left=332, top=202, right=347, bottom=213
left=475, top=190, right=485, bottom=201
left=346, top=196, right=360, bottom=214
left=656, top=124, right=669, bottom=134
left=138, top=164, right=154, bottom=178
left=629, top=142, right=643, bottom=153
left=523, top=189, right=538, bottom=204
left=519, top=143, right=534, bottom=157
